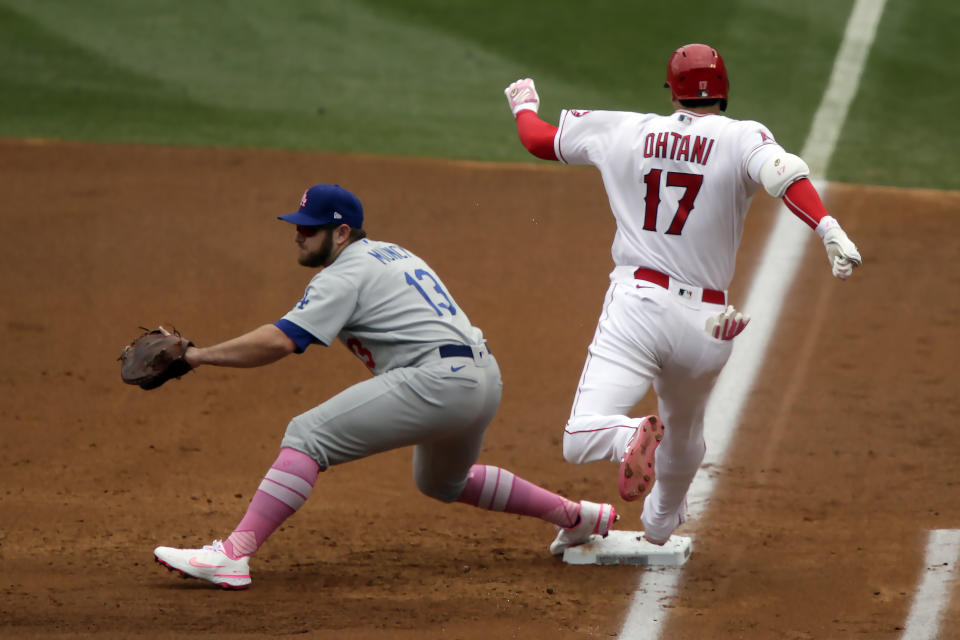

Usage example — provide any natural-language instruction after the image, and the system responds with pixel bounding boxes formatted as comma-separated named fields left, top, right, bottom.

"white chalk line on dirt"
left=902, top=530, right=960, bottom=640
left=619, top=1, right=886, bottom=637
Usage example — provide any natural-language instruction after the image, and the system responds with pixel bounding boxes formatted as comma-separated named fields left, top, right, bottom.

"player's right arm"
left=504, top=78, right=559, bottom=161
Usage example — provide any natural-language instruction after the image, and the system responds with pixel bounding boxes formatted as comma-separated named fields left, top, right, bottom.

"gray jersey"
left=281, top=239, right=484, bottom=375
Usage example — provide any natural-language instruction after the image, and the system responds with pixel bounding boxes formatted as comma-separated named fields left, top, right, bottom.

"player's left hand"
left=819, top=220, right=862, bottom=280
left=705, top=305, right=750, bottom=341
left=504, top=78, right=540, bottom=116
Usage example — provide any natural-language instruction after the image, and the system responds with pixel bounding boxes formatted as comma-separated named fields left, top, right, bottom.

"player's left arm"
left=504, top=78, right=559, bottom=161
left=185, top=323, right=297, bottom=369
left=756, top=151, right=863, bottom=280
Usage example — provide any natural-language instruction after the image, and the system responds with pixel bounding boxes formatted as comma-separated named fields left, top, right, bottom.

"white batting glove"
left=817, top=216, right=862, bottom=280
left=705, top=305, right=751, bottom=341
left=504, top=78, right=540, bottom=116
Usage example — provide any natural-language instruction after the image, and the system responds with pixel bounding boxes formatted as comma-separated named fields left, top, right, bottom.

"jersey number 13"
left=405, top=269, right=457, bottom=317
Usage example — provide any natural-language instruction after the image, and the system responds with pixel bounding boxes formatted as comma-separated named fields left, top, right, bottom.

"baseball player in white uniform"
left=504, top=43, right=862, bottom=545
left=152, top=184, right=616, bottom=589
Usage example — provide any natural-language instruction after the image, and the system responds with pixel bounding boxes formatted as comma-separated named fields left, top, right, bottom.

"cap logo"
left=333, top=212, right=342, bottom=220
left=300, top=190, right=308, bottom=207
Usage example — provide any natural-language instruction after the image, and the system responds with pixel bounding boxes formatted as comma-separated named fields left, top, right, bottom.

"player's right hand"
left=505, top=78, right=540, bottom=116
left=705, top=305, right=750, bottom=341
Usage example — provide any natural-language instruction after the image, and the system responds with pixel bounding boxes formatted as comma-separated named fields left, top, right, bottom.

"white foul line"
left=901, top=530, right=960, bottom=640
left=619, top=1, right=886, bottom=637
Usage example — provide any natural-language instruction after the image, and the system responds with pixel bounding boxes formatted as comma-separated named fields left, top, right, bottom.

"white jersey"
left=555, top=108, right=783, bottom=290
left=282, top=239, right=484, bottom=375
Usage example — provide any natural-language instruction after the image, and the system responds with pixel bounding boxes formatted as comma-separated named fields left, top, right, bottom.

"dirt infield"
left=1, top=139, right=958, bottom=638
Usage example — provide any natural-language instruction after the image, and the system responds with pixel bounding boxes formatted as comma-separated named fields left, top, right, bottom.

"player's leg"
left=154, top=445, right=318, bottom=589
left=641, top=309, right=733, bottom=544
left=155, top=367, right=454, bottom=588
left=410, top=359, right=616, bottom=554
left=411, top=356, right=578, bottom=525
left=220, top=447, right=320, bottom=560
left=562, top=284, right=661, bottom=465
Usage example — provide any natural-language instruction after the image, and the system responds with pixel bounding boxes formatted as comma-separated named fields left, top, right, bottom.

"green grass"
left=832, top=0, right=960, bottom=189
left=0, top=0, right=956, bottom=189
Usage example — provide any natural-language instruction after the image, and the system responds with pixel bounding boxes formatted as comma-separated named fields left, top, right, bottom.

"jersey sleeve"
left=554, top=109, right=613, bottom=165
left=273, top=318, right=321, bottom=353
left=279, top=272, right=359, bottom=348
left=556, top=109, right=658, bottom=167
left=739, top=120, right=784, bottom=183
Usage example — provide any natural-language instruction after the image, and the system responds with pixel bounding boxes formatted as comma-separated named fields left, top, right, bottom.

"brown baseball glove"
left=119, top=327, right=194, bottom=390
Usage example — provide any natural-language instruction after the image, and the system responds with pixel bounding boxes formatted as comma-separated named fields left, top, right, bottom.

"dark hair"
left=315, top=222, right=367, bottom=241
left=678, top=97, right=727, bottom=112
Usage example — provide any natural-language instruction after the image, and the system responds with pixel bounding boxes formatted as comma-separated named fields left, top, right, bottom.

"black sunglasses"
left=296, top=224, right=335, bottom=238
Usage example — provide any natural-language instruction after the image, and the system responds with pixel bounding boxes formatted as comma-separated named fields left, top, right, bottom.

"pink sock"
left=222, top=448, right=320, bottom=559
left=457, top=464, right=580, bottom=528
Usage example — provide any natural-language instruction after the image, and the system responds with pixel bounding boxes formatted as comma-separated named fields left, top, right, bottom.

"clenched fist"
left=818, top=217, right=862, bottom=280
left=504, top=78, right=540, bottom=116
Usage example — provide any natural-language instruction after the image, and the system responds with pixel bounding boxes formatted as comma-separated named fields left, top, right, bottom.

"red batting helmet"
left=665, top=44, right=729, bottom=101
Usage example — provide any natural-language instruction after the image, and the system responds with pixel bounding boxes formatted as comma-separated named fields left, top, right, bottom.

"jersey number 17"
left=642, top=169, right=703, bottom=235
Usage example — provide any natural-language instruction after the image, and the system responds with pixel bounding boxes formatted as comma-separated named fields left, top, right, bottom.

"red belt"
left=633, top=267, right=726, bottom=305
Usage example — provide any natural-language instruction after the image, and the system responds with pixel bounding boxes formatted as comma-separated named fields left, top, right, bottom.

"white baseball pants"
left=564, top=268, right=733, bottom=540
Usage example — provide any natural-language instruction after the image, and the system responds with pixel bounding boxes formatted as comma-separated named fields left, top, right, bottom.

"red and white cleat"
left=618, top=415, right=664, bottom=502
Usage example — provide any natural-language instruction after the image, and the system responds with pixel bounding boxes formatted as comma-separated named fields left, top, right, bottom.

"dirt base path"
left=1, top=139, right=957, bottom=638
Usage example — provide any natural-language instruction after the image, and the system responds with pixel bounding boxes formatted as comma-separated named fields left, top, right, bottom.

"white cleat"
left=154, top=539, right=251, bottom=590
left=549, top=501, right=618, bottom=555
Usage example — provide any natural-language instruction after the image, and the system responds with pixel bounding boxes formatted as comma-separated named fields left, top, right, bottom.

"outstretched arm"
left=185, top=323, right=296, bottom=369
left=504, top=78, right=559, bottom=161
left=758, top=152, right=863, bottom=280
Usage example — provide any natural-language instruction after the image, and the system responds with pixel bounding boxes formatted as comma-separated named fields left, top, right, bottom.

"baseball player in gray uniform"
left=153, top=184, right=616, bottom=589
left=504, top=44, right=862, bottom=545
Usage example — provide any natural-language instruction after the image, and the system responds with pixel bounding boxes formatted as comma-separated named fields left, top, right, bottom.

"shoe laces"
left=204, top=539, right=226, bottom=553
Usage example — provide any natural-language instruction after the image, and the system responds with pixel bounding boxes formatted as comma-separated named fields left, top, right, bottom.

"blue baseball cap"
left=278, top=184, right=364, bottom=229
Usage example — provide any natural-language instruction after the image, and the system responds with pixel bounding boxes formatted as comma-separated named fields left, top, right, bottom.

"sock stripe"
left=476, top=465, right=515, bottom=512
left=265, top=468, right=314, bottom=497
left=491, top=469, right=515, bottom=512
left=477, top=466, right=497, bottom=509
left=258, top=478, right=307, bottom=510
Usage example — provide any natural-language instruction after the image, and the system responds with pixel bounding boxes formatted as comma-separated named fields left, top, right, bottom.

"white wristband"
left=815, top=215, right=839, bottom=239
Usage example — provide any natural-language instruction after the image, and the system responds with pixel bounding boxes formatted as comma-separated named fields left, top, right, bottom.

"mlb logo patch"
left=678, top=288, right=693, bottom=299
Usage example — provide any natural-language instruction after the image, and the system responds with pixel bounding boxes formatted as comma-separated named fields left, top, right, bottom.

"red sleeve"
left=515, top=110, right=559, bottom=161
left=782, top=178, right=829, bottom=229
